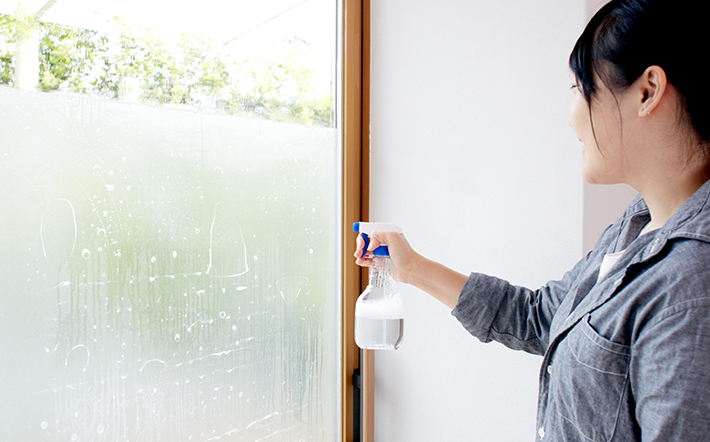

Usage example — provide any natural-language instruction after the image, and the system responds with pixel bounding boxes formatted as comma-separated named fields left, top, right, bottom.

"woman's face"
left=569, top=79, right=630, bottom=185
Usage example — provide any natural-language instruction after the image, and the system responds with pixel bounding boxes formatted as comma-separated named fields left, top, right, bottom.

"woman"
left=355, top=1, right=710, bottom=440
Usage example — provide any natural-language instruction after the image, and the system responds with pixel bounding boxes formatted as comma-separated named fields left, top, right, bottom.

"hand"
left=354, top=230, right=418, bottom=284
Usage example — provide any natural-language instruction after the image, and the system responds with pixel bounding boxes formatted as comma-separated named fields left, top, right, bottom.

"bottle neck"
left=369, top=257, right=393, bottom=288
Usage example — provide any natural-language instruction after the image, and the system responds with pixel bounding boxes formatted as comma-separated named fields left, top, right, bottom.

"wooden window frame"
left=342, top=0, right=373, bottom=441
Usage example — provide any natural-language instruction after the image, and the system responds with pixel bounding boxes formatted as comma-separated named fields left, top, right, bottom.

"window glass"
left=0, top=1, right=341, bottom=440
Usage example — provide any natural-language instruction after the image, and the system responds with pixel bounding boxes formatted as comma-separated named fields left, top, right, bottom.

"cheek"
left=569, top=95, right=590, bottom=136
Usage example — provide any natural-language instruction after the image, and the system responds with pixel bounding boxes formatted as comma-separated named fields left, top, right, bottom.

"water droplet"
left=72, top=434, right=78, bottom=441
left=97, top=228, right=106, bottom=237
left=40, top=421, right=48, bottom=429
left=97, top=425, right=104, bottom=434
left=102, top=210, right=109, bottom=217
left=195, top=228, right=200, bottom=234
left=82, top=249, right=91, bottom=259
left=309, top=248, right=314, bottom=254
left=151, top=256, right=156, bottom=263
left=172, top=251, right=177, bottom=258
left=105, top=184, right=115, bottom=191
left=219, top=311, right=226, bottom=319
left=232, top=325, right=237, bottom=331
left=174, top=334, right=180, bottom=342
left=149, top=277, right=155, bottom=282
left=236, top=286, right=248, bottom=291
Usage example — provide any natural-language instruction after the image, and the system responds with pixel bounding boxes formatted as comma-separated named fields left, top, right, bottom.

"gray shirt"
left=453, top=180, right=710, bottom=441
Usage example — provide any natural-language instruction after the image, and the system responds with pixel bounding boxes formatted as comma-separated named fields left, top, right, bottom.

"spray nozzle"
left=353, top=222, right=402, bottom=258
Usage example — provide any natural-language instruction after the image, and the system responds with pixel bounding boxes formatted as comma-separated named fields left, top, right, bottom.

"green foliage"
left=226, top=39, right=333, bottom=126
left=0, top=12, right=333, bottom=127
left=38, top=22, right=104, bottom=93
left=0, top=13, right=20, bottom=83
left=0, top=20, right=13, bottom=83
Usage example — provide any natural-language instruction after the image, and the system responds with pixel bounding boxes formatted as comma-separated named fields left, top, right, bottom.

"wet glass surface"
left=0, top=1, right=340, bottom=440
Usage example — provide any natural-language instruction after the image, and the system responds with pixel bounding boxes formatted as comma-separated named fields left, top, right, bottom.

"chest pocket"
left=548, top=315, right=631, bottom=442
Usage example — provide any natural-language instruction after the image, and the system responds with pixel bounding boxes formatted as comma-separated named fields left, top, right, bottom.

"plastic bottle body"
left=354, top=257, right=404, bottom=350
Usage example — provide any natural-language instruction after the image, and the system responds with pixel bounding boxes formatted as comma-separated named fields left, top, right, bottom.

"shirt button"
left=538, top=427, right=545, bottom=439
left=547, top=364, right=553, bottom=375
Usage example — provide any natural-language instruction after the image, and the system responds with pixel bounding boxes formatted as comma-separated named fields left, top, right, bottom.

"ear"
left=636, top=65, right=667, bottom=117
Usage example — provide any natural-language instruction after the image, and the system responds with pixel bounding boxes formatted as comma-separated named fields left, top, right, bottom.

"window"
left=0, top=1, right=367, bottom=440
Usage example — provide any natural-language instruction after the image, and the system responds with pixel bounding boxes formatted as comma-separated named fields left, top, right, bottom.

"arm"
left=355, top=230, right=592, bottom=354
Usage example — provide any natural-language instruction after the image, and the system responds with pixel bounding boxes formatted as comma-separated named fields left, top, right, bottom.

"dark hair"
left=569, top=0, right=710, bottom=148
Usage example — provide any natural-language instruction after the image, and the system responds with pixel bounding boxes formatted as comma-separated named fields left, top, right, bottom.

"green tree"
left=0, top=11, right=333, bottom=127
left=38, top=22, right=104, bottom=93
left=0, top=14, right=15, bottom=84
left=227, top=38, right=333, bottom=126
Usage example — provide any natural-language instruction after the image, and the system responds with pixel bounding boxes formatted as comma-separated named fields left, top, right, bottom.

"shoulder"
left=654, top=237, right=710, bottom=285
left=632, top=238, right=710, bottom=328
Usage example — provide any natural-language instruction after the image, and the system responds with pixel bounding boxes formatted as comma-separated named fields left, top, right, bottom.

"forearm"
left=401, top=254, right=468, bottom=310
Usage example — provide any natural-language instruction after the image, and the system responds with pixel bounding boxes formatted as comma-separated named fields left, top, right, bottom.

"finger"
left=355, top=234, right=364, bottom=255
left=356, top=233, right=371, bottom=259
left=366, top=231, right=383, bottom=252
left=355, top=256, right=373, bottom=267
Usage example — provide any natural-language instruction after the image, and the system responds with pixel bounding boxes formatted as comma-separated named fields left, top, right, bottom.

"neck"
left=635, top=163, right=710, bottom=231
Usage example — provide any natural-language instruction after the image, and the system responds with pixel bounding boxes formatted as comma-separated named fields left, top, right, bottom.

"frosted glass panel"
left=0, top=1, right=340, bottom=441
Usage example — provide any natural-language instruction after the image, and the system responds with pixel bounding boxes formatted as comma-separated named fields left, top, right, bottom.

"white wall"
left=369, top=1, right=587, bottom=440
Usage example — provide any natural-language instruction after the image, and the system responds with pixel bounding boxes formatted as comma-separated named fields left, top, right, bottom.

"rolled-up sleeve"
left=452, top=253, right=593, bottom=356
left=452, top=273, right=510, bottom=343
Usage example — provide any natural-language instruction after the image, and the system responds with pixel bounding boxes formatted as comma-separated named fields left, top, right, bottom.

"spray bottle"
left=353, top=222, right=404, bottom=350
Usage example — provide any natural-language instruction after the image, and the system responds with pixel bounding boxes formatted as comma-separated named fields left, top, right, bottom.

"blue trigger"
left=360, top=233, right=369, bottom=258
